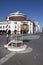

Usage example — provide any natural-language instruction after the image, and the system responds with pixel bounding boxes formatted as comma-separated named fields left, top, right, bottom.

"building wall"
left=28, top=21, right=31, bottom=34
left=30, top=22, right=33, bottom=34
left=0, top=21, right=7, bottom=31
left=0, top=20, right=40, bottom=34
left=8, top=21, right=22, bottom=34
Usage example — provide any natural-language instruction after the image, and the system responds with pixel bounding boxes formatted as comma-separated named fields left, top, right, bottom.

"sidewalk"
left=17, top=34, right=40, bottom=40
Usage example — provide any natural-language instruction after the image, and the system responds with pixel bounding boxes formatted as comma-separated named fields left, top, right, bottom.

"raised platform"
left=4, top=40, right=27, bottom=51
left=7, top=44, right=27, bottom=51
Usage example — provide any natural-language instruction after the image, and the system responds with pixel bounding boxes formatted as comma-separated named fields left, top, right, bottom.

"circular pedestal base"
left=7, top=44, right=27, bottom=51
left=17, top=47, right=32, bottom=53
left=4, top=40, right=27, bottom=52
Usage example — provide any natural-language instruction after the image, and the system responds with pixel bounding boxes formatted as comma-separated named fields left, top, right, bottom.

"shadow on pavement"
left=23, top=40, right=30, bottom=42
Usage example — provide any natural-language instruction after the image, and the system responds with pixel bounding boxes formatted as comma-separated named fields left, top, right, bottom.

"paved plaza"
left=0, top=33, right=43, bottom=65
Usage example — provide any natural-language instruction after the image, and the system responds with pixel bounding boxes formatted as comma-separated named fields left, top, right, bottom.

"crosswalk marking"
left=0, top=52, right=16, bottom=65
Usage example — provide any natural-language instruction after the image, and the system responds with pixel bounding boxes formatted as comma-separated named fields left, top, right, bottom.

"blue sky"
left=0, top=0, right=43, bottom=27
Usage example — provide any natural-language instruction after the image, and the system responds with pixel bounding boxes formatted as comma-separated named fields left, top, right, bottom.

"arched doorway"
left=20, top=23, right=29, bottom=34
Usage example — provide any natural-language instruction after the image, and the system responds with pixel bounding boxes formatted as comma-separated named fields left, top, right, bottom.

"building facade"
left=0, top=11, right=40, bottom=34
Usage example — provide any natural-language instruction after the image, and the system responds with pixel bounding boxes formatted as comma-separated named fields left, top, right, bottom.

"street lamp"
left=6, top=20, right=9, bottom=44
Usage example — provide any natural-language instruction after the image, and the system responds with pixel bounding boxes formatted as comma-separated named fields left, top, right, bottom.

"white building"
left=0, top=11, right=40, bottom=34
left=33, top=21, right=41, bottom=34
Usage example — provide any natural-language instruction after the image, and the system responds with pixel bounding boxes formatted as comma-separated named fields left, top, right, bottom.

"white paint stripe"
left=0, top=52, right=16, bottom=65
left=8, top=40, right=14, bottom=45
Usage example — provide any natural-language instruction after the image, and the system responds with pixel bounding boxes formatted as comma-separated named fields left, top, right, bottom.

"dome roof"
left=9, top=11, right=26, bottom=17
left=7, top=11, right=26, bottom=21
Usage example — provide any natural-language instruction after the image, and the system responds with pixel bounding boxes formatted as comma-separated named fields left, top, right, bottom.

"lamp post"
left=6, top=20, right=9, bottom=44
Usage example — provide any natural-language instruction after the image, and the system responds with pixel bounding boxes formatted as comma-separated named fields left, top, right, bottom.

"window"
left=9, top=26, right=10, bottom=28
left=15, top=26, right=16, bottom=28
left=3, top=26, right=4, bottom=28
left=0, top=26, right=2, bottom=28
left=15, top=22, right=17, bottom=24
